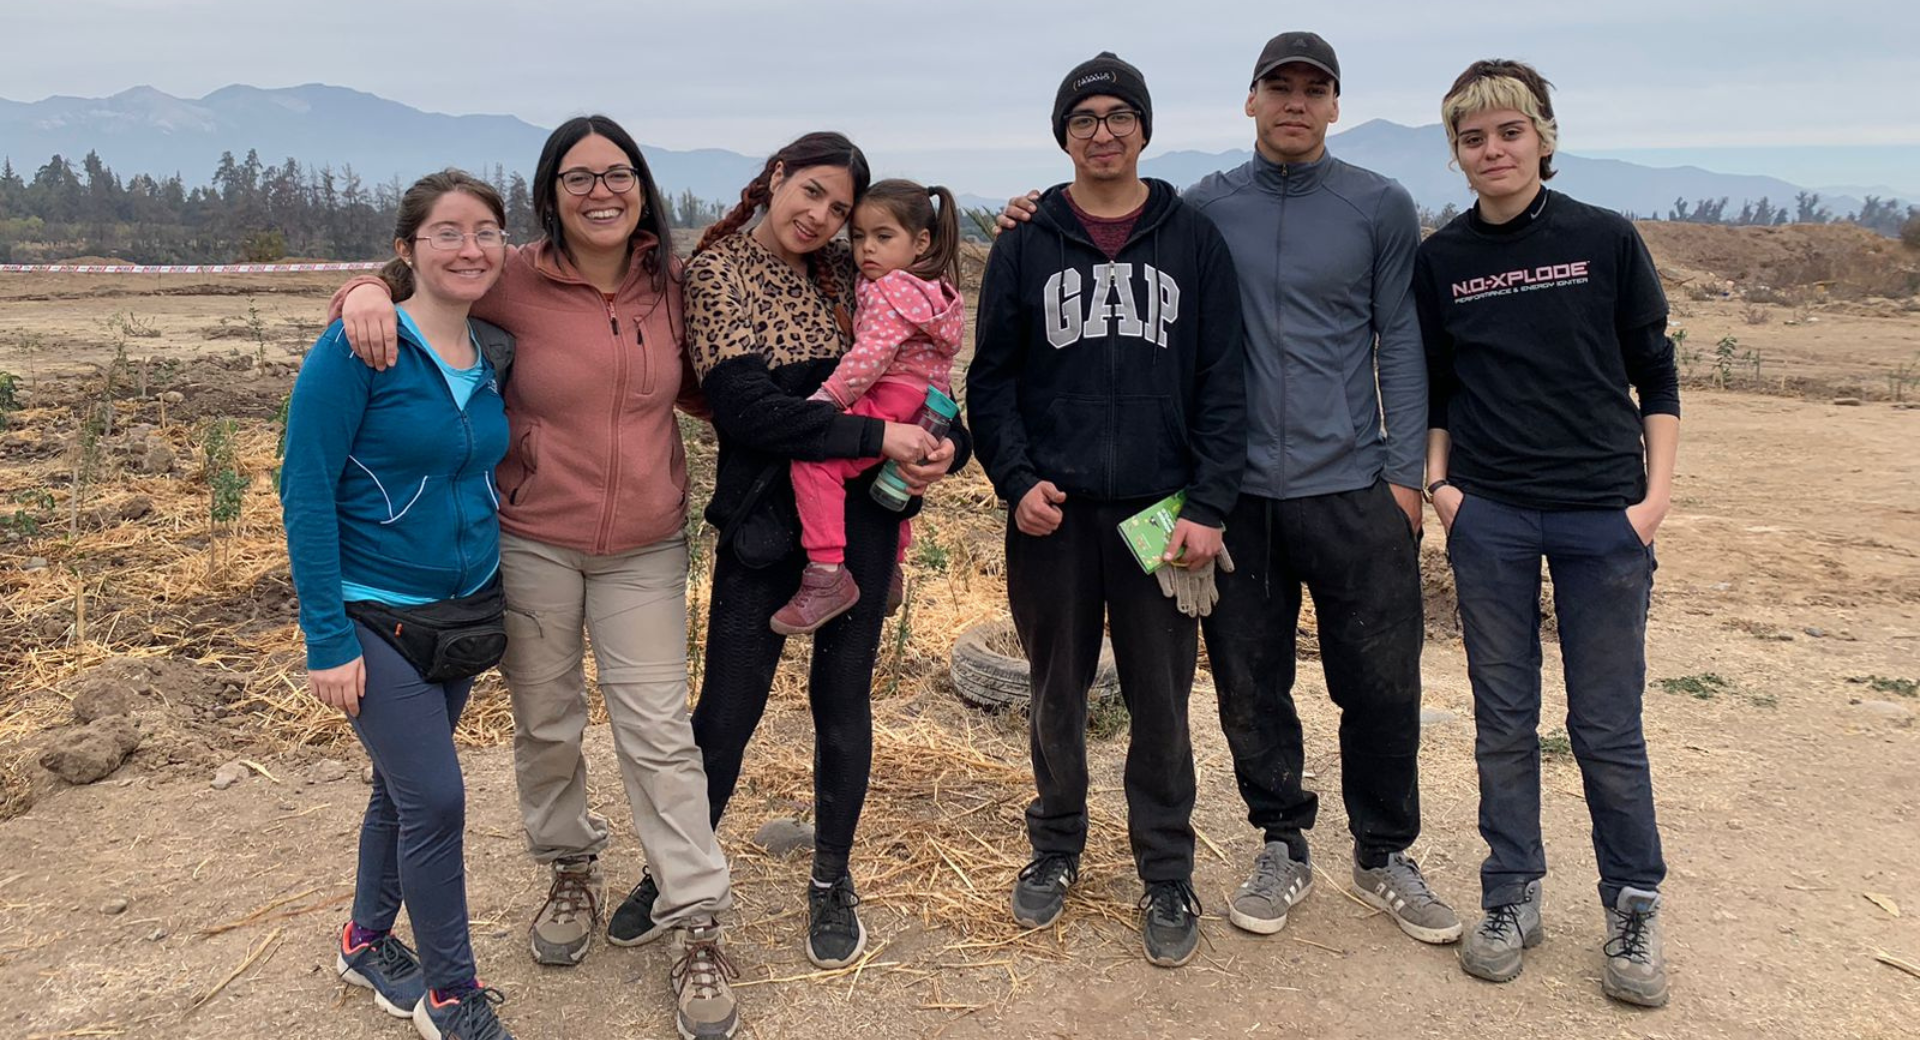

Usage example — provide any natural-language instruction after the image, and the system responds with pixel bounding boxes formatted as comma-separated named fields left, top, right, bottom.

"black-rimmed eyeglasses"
left=1065, top=110, right=1140, bottom=140
left=559, top=166, right=639, bottom=195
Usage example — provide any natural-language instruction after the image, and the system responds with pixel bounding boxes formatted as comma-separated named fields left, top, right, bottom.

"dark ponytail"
left=380, top=168, right=507, bottom=302
left=861, top=179, right=961, bottom=286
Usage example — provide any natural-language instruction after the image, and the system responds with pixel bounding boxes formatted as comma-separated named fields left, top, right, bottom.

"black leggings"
left=691, top=486, right=900, bottom=881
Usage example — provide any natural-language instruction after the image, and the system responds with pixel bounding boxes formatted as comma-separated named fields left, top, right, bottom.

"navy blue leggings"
left=347, top=621, right=477, bottom=990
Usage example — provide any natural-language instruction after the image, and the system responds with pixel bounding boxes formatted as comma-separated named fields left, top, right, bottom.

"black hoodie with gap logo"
left=968, top=178, right=1246, bottom=527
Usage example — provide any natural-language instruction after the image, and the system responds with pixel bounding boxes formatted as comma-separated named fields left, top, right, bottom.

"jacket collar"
left=526, top=232, right=662, bottom=296
left=1250, top=147, right=1335, bottom=196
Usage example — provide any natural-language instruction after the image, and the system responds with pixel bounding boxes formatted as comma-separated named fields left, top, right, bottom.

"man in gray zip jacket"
left=997, top=32, right=1457, bottom=946
left=1182, top=32, right=1457, bottom=946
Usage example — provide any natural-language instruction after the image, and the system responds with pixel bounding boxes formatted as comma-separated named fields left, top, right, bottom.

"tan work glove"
left=1154, top=544, right=1235, bottom=618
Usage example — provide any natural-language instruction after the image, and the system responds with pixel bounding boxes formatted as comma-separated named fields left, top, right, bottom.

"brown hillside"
left=1636, top=221, right=1918, bottom=299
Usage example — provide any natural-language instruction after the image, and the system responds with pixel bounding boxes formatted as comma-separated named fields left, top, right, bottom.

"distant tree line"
left=1418, top=192, right=1918, bottom=243
left=0, top=149, right=731, bottom=264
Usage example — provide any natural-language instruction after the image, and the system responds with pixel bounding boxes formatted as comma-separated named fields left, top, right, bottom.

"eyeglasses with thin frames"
left=415, top=228, right=508, bottom=250
left=1065, top=110, right=1140, bottom=140
left=558, top=166, right=639, bottom=196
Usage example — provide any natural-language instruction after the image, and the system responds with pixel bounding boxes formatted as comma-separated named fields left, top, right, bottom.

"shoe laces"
left=546, top=859, right=597, bottom=924
left=1018, top=853, right=1078, bottom=890
left=1241, top=847, right=1295, bottom=900
left=1478, top=902, right=1523, bottom=940
left=1605, top=908, right=1656, bottom=964
left=1380, top=853, right=1443, bottom=909
left=1139, top=879, right=1202, bottom=925
left=626, top=869, right=658, bottom=905
left=364, top=934, right=421, bottom=980
left=810, top=875, right=861, bottom=937
left=444, top=986, right=508, bottom=1035
left=673, top=931, right=740, bottom=1000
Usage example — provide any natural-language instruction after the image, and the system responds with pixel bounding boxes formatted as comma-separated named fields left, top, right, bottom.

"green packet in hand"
left=1117, top=490, right=1186, bottom=574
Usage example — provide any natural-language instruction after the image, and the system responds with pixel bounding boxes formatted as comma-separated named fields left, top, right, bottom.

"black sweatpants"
left=1007, top=496, right=1198, bottom=882
left=1200, top=480, right=1424, bottom=867
left=691, top=485, right=901, bottom=882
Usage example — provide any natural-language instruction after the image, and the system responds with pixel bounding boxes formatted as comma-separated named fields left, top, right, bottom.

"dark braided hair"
left=697, top=132, right=870, bottom=334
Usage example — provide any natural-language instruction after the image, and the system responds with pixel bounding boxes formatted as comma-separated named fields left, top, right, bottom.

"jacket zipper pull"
left=606, top=297, right=619, bottom=335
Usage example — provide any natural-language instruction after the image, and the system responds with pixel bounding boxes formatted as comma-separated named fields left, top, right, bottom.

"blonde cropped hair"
left=1441, top=59, right=1559, bottom=181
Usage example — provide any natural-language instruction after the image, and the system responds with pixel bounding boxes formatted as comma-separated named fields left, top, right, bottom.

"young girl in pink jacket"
left=771, top=180, right=966, bottom=634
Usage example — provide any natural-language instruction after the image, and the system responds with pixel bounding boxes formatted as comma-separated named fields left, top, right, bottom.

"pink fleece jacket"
left=328, top=234, right=701, bottom=555
left=816, top=270, right=964, bottom=409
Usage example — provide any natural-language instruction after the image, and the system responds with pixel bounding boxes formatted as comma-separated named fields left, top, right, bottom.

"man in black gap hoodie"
left=968, top=52, right=1246, bottom=968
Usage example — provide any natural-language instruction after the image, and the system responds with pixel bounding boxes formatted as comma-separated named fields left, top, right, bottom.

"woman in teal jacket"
left=280, top=169, right=518, bottom=1040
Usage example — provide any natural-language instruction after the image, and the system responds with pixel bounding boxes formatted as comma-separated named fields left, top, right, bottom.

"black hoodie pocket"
left=1028, top=394, right=1108, bottom=490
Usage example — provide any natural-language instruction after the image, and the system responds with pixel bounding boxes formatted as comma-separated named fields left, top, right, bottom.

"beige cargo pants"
left=498, top=531, right=731, bottom=924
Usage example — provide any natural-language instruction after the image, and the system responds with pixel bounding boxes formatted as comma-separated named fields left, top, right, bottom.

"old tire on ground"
left=949, top=619, right=1120, bottom=712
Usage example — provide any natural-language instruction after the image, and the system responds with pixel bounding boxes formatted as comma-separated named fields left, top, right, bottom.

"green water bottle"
left=871, top=386, right=959, bottom=512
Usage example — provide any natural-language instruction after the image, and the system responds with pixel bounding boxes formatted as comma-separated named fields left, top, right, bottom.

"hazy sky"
left=6, top=0, right=1918, bottom=193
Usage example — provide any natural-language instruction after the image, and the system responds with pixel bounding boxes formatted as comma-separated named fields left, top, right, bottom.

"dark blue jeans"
left=348, top=620, right=477, bottom=990
left=1446, top=495, right=1666, bottom=909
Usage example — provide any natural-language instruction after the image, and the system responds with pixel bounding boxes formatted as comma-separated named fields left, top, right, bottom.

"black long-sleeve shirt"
left=1414, top=189, right=1679, bottom=511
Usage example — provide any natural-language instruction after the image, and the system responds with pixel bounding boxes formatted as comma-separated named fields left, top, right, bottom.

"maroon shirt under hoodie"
left=1064, top=188, right=1145, bottom=259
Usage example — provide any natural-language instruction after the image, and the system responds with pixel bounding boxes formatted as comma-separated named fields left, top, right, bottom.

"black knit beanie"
left=1052, top=52, right=1152, bottom=148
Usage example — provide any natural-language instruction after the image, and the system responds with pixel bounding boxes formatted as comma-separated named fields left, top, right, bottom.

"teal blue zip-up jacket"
left=280, top=318, right=512, bottom=670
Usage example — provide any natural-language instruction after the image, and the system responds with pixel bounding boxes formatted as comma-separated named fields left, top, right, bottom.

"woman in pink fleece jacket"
left=772, top=180, right=967, bottom=635
left=329, top=115, right=741, bottom=1040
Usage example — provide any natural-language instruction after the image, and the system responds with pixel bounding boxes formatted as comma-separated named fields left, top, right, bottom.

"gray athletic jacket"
left=1185, top=149, right=1426, bottom=499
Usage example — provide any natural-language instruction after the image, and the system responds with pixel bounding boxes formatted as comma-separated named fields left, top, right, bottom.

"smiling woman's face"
left=760, top=162, right=856, bottom=260
left=553, top=133, right=642, bottom=259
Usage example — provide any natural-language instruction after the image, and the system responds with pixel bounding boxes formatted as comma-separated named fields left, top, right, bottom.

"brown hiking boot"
left=770, top=563, right=860, bottom=635
left=884, top=567, right=906, bottom=617
left=530, top=855, right=603, bottom=965
left=671, top=918, right=740, bottom=1039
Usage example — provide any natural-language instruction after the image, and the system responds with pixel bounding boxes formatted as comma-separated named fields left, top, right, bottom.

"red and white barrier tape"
left=0, top=262, right=385, bottom=274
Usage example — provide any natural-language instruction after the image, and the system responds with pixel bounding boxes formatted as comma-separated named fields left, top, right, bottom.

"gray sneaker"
left=530, top=855, right=604, bottom=965
left=671, top=918, right=740, bottom=1039
left=1602, top=887, right=1669, bottom=1007
left=1460, top=880, right=1544, bottom=982
left=1353, top=851, right=1464, bottom=944
left=1228, top=842, right=1314, bottom=935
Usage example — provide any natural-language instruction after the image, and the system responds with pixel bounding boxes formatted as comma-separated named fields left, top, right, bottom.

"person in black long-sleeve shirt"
left=969, top=53, right=1246, bottom=969
left=1414, top=59, right=1677, bottom=1008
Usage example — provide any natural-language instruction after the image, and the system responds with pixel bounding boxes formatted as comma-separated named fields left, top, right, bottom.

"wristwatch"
left=1423, top=478, right=1452, bottom=504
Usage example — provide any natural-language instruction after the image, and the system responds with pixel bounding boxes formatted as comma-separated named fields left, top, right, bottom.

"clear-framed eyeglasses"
left=559, top=166, right=639, bottom=195
left=1065, top=110, right=1140, bottom=140
left=416, top=228, right=509, bottom=250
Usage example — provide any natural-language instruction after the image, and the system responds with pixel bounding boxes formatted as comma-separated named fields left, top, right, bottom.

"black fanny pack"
left=345, top=576, right=508, bottom=684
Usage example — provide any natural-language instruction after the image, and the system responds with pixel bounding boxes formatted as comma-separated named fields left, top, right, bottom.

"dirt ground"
left=2, top=229, right=1919, bottom=1039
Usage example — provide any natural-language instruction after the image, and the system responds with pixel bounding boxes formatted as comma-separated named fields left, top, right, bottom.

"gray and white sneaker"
left=1228, top=842, right=1314, bottom=935
left=1460, top=879, right=1544, bottom=982
left=530, top=855, right=604, bottom=965
left=1353, top=851, right=1464, bottom=944
left=1602, top=887, right=1669, bottom=1007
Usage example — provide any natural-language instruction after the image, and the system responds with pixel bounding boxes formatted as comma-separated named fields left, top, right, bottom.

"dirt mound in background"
left=1637, top=221, right=1919, bottom=299
left=1, top=656, right=275, bottom=820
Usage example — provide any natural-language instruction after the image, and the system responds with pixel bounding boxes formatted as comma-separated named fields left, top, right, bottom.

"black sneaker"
left=608, top=869, right=666, bottom=947
left=1139, top=879, right=1202, bottom=968
left=1011, top=853, right=1079, bottom=928
left=805, top=874, right=867, bottom=969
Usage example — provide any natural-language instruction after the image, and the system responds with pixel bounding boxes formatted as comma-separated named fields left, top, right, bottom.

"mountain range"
left=1, top=83, right=1902, bottom=221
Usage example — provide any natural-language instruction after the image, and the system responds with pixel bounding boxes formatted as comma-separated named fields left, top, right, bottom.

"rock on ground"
left=39, top=716, right=143, bottom=784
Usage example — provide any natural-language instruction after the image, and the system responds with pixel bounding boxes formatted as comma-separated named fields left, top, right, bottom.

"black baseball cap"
left=1250, top=31, right=1341, bottom=94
